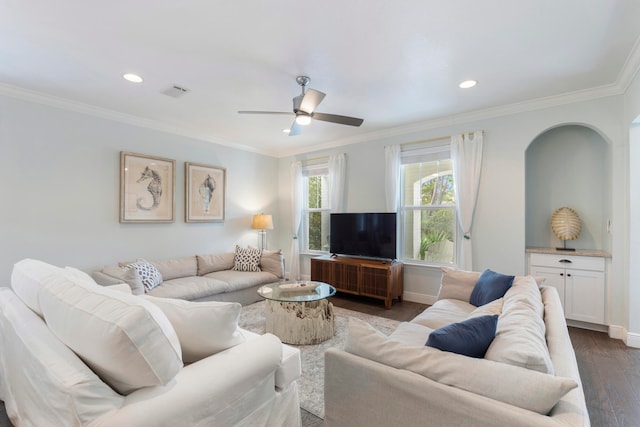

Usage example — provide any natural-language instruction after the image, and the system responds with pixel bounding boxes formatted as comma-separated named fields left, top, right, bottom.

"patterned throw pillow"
left=124, top=260, right=163, bottom=292
left=232, top=245, right=262, bottom=272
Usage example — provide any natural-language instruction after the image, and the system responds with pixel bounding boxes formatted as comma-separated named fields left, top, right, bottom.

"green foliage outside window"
left=308, top=176, right=323, bottom=251
left=419, top=173, right=455, bottom=261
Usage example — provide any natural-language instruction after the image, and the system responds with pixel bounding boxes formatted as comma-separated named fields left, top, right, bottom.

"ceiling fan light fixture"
left=295, top=114, right=312, bottom=126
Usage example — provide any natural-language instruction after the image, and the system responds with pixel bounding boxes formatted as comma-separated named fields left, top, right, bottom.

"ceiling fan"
left=238, top=76, right=364, bottom=136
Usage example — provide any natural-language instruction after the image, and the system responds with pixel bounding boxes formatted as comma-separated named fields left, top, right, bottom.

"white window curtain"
left=289, top=161, right=303, bottom=280
left=384, top=145, right=401, bottom=212
left=451, top=131, right=483, bottom=270
left=328, top=153, right=346, bottom=213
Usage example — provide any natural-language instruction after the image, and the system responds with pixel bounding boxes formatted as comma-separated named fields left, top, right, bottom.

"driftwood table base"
left=264, top=299, right=336, bottom=345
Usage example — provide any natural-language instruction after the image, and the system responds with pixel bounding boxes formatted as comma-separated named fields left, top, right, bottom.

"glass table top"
left=257, top=281, right=336, bottom=303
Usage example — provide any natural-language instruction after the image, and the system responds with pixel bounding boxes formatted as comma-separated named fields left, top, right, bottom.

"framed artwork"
left=185, top=162, right=226, bottom=222
left=120, top=152, right=175, bottom=223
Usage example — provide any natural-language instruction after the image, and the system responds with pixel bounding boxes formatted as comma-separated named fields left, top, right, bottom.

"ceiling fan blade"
left=311, top=112, right=364, bottom=127
left=289, top=120, right=302, bottom=136
left=238, top=111, right=293, bottom=115
left=299, top=89, right=326, bottom=113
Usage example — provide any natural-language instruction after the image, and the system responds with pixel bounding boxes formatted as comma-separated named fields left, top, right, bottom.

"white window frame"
left=399, top=144, right=458, bottom=266
left=302, top=161, right=330, bottom=254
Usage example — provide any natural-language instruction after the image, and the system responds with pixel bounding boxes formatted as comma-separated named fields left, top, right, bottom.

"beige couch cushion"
left=10, top=258, right=63, bottom=318
left=437, top=267, right=480, bottom=302
left=142, top=295, right=245, bottom=363
left=203, top=270, right=279, bottom=292
left=147, top=276, right=229, bottom=300
left=99, top=265, right=145, bottom=295
left=38, top=267, right=183, bottom=395
left=259, top=249, right=285, bottom=279
left=151, top=256, right=198, bottom=281
left=196, top=252, right=235, bottom=275
left=346, top=317, right=577, bottom=415
left=388, top=322, right=434, bottom=346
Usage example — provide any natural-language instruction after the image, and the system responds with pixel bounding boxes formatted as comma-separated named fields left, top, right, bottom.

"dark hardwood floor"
left=1, top=293, right=637, bottom=426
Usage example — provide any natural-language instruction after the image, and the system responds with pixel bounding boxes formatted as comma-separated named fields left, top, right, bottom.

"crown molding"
left=0, top=83, right=275, bottom=157
left=277, top=82, right=622, bottom=158
left=617, top=35, right=640, bottom=92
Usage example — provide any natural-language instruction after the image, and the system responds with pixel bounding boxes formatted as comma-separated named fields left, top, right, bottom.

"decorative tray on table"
left=278, top=282, right=319, bottom=293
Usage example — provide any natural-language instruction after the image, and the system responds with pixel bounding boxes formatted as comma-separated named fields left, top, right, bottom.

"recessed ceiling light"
left=123, top=73, right=143, bottom=83
left=459, top=80, right=477, bottom=89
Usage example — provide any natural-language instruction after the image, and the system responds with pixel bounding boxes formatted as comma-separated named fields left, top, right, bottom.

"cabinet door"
left=310, top=259, right=333, bottom=283
left=564, top=269, right=605, bottom=324
left=333, top=263, right=359, bottom=293
left=529, top=266, right=565, bottom=310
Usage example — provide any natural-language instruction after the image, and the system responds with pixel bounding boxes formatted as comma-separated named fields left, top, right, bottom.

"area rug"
left=238, top=301, right=401, bottom=419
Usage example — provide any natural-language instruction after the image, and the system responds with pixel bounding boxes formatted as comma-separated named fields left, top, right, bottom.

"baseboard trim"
left=402, top=291, right=437, bottom=306
left=626, top=331, right=640, bottom=348
left=608, top=324, right=627, bottom=341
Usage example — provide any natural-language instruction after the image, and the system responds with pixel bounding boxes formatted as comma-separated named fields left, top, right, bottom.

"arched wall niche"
left=525, top=123, right=611, bottom=251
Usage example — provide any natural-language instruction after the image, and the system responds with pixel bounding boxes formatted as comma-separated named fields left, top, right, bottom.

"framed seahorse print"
left=185, top=162, right=226, bottom=222
left=120, top=152, right=175, bottom=223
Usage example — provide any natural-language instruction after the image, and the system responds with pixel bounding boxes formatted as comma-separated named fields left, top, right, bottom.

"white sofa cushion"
left=345, top=317, right=577, bottom=415
left=10, top=258, right=63, bottom=318
left=38, top=267, right=183, bottom=394
left=142, top=295, right=246, bottom=363
left=411, top=299, right=475, bottom=330
left=0, top=288, right=124, bottom=426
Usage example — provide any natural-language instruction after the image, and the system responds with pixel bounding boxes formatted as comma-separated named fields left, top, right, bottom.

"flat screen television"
left=329, top=212, right=397, bottom=260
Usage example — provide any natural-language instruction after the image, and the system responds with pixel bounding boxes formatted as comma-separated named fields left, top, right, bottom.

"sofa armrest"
left=324, top=348, right=567, bottom=427
left=94, top=333, right=285, bottom=427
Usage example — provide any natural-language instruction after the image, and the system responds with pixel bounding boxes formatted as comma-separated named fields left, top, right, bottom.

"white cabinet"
left=527, top=251, right=606, bottom=325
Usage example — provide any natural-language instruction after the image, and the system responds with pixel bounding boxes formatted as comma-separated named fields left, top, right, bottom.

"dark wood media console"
left=310, top=256, right=403, bottom=309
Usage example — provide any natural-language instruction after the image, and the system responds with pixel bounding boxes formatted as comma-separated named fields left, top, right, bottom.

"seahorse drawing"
left=198, top=174, right=216, bottom=213
left=136, top=166, right=162, bottom=211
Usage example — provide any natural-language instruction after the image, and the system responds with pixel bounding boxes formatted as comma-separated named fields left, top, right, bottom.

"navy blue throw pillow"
left=425, top=315, right=499, bottom=358
left=469, top=269, right=514, bottom=307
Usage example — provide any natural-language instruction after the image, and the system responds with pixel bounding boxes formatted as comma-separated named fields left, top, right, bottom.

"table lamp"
left=252, top=213, right=274, bottom=250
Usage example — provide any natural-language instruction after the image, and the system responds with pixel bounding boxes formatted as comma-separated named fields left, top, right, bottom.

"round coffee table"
left=257, top=281, right=336, bottom=345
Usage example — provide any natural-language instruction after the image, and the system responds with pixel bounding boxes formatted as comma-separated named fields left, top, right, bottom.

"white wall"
left=624, top=68, right=640, bottom=342
left=0, top=96, right=280, bottom=280
left=278, top=96, right=625, bottom=315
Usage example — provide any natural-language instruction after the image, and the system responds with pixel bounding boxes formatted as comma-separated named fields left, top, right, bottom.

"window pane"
left=308, top=175, right=329, bottom=209
left=308, top=210, right=331, bottom=251
left=402, top=159, right=454, bottom=207
left=402, top=208, right=455, bottom=264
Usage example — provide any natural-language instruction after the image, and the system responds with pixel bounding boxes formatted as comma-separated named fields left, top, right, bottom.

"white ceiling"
left=2, top=1, right=640, bottom=157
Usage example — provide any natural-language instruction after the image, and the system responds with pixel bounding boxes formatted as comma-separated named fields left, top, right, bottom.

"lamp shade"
left=551, top=207, right=581, bottom=241
left=252, top=214, right=274, bottom=230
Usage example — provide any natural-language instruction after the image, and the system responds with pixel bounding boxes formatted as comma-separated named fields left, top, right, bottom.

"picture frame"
left=120, top=151, right=175, bottom=223
left=185, top=162, right=226, bottom=222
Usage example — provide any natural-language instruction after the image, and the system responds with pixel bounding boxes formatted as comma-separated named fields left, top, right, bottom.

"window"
left=400, top=145, right=457, bottom=264
left=303, top=162, right=330, bottom=253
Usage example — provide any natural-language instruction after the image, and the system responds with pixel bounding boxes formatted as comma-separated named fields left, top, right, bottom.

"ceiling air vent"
left=162, top=85, right=190, bottom=98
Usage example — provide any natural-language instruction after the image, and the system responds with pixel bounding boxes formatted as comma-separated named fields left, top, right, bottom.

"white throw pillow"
left=38, top=267, right=183, bottom=395
left=142, top=295, right=245, bottom=363
left=345, top=317, right=577, bottom=415
left=10, top=258, right=63, bottom=318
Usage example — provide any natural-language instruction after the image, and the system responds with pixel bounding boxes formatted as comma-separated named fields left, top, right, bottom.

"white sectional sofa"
left=324, top=268, right=590, bottom=427
left=0, top=258, right=301, bottom=427
left=92, top=248, right=284, bottom=306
